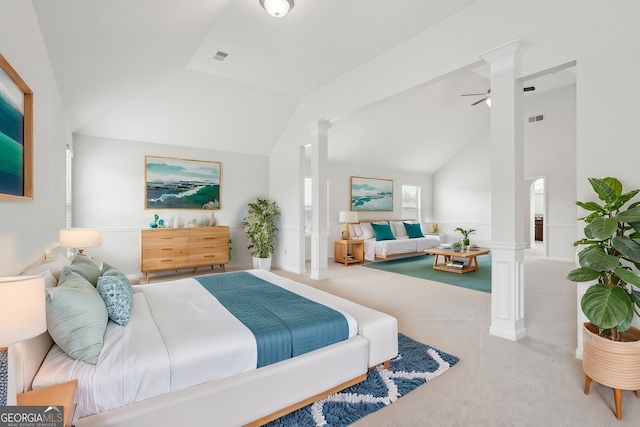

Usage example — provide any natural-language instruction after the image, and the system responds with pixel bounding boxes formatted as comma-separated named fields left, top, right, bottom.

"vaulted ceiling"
left=32, top=0, right=574, bottom=173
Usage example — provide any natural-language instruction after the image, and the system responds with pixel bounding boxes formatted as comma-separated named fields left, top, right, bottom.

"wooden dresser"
left=140, top=226, right=230, bottom=283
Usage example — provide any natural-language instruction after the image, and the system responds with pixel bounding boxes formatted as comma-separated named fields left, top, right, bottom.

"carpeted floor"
left=265, top=333, right=459, bottom=427
left=362, top=254, right=492, bottom=293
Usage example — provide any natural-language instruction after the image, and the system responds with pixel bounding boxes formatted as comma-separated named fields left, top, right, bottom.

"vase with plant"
left=451, top=242, right=462, bottom=253
left=566, top=177, right=640, bottom=420
left=454, top=227, right=475, bottom=247
left=243, top=197, right=281, bottom=270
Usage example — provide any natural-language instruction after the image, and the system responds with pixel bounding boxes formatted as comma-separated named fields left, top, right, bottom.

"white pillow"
left=22, top=252, right=71, bottom=281
left=390, top=221, right=407, bottom=237
left=349, top=224, right=364, bottom=240
left=359, top=223, right=376, bottom=240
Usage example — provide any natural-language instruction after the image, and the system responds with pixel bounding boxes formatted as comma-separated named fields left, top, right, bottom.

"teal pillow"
left=64, top=254, right=101, bottom=286
left=371, top=223, right=396, bottom=241
left=404, top=222, right=425, bottom=238
left=46, top=271, right=108, bottom=364
left=97, top=276, right=133, bottom=326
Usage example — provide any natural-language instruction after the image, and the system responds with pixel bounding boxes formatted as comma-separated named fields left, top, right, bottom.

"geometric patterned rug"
left=265, top=333, right=460, bottom=426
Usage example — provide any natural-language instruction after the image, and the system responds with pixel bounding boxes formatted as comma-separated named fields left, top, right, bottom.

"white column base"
left=489, top=242, right=526, bottom=341
left=310, top=231, right=328, bottom=280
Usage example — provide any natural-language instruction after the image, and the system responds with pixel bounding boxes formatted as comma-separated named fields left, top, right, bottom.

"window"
left=401, top=185, right=421, bottom=222
left=65, top=145, right=73, bottom=228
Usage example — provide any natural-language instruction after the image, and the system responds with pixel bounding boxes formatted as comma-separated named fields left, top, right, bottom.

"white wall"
left=433, top=130, right=491, bottom=246
left=0, top=2, right=69, bottom=275
left=73, top=135, right=270, bottom=277
left=523, top=85, right=576, bottom=261
left=326, top=162, right=432, bottom=257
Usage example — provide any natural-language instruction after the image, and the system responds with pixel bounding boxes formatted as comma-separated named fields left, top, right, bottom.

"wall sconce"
left=260, top=0, right=293, bottom=18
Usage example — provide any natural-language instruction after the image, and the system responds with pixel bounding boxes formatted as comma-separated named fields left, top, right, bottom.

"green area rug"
left=363, top=254, right=492, bottom=293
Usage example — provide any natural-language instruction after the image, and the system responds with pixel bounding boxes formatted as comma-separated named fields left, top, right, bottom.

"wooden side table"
left=334, top=240, right=364, bottom=266
left=17, top=380, right=78, bottom=427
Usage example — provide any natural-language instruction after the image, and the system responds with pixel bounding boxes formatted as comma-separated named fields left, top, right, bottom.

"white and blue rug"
left=266, top=333, right=459, bottom=427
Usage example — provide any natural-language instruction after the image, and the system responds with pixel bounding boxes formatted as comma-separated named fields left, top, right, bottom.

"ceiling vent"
left=213, top=51, right=229, bottom=62
left=528, top=114, right=544, bottom=123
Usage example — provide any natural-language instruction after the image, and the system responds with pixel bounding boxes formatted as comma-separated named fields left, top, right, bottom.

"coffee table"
left=423, top=247, right=491, bottom=274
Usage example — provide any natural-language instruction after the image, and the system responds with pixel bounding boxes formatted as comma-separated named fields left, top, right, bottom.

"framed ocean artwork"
left=0, top=53, right=33, bottom=199
left=350, top=176, right=393, bottom=212
left=145, top=156, right=222, bottom=210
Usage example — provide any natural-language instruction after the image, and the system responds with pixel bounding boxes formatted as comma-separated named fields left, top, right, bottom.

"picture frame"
left=145, top=156, right=222, bottom=210
left=0, top=53, right=33, bottom=199
left=350, top=176, right=393, bottom=212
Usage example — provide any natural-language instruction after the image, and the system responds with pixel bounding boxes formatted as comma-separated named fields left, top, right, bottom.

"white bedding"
left=363, top=235, right=441, bottom=261
left=33, top=270, right=357, bottom=418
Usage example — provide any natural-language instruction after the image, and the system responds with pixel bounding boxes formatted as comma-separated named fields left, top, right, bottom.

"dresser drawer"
left=142, top=246, right=190, bottom=259
left=141, top=256, right=190, bottom=271
left=190, top=227, right=229, bottom=245
left=190, top=242, right=228, bottom=255
left=190, top=252, right=229, bottom=266
left=142, top=229, right=190, bottom=247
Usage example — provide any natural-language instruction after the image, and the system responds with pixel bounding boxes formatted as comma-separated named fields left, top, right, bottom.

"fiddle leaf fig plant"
left=567, top=177, right=640, bottom=340
left=243, top=197, right=281, bottom=259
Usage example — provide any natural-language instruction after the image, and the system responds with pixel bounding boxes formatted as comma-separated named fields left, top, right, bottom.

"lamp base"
left=0, top=347, right=7, bottom=406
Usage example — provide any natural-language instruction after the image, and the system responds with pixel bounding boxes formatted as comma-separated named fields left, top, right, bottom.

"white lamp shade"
left=59, top=228, right=101, bottom=250
left=0, top=276, right=46, bottom=345
left=339, top=211, right=359, bottom=224
left=261, top=0, right=293, bottom=17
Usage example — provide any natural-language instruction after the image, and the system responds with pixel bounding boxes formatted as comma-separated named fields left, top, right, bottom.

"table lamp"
left=339, top=211, right=359, bottom=240
left=0, top=275, right=46, bottom=406
left=59, top=228, right=101, bottom=254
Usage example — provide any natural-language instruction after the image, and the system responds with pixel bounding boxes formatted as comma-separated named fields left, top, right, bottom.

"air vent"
left=528, top=114, right=544, bottom=123
left=213, top=51, right=229, bottom=61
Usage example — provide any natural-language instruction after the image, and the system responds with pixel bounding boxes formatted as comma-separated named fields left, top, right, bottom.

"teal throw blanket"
left=195, top=272, right=349, bottom=367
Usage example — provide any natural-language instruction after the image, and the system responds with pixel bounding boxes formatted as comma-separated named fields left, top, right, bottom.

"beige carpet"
left=271, top=247, right=640, bottom=426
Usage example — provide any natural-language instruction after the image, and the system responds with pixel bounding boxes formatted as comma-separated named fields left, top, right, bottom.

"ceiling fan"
left=461, top=86, right=535, bottom=106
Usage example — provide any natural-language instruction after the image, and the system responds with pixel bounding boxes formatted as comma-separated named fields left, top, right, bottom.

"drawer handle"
left=161, top=248, right=172, bottom=251
left=161, top=259, right=173, bottom=263
left=203, top=255, right=215, bottom=258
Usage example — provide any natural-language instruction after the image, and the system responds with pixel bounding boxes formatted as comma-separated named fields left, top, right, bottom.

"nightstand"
left=334, top=240, right=364, bottom=266
left=17, top=380, right=78, bottom=427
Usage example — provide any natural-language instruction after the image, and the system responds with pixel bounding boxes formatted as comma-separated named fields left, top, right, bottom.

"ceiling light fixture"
left=260, top=0, right=293, bottom=18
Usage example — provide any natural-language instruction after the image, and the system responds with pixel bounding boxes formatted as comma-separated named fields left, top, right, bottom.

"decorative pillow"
left=390, top=221, right=408, bottom=237
left=97, top=276, right=133, bottom=326
left=404, top=222, right=425, bottom=238
left=371, top=223, right=396, bottom=241
left=65, top=254, right=101, bottom=286
left=359, top=223, right=376, bottom=240
left=45, top=270, right=108, bottom=364
left=348, top=224, right=364, bottom=240
left=21, top=252, right=71, bottom=281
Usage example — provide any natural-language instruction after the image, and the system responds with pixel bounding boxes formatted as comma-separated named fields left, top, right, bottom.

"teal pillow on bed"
left=97, top=275, right=132, bottom=326
left=46, top=270, right=108, bottom=364
left=404, top=222, right=425, bottom=238
left=64, top=254, right=102, bottom=286
left=371, top=223, right=396, bottom=241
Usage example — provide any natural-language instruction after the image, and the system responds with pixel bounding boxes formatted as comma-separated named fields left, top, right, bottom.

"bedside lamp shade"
left=339, top=211, right=359, bottom=239
left=59, top=228, right=101, bottom=254
left=0, top=275, right=46, bottom=406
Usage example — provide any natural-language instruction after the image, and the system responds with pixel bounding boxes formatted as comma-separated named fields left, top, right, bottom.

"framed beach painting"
left=350, top=176, right=393, bottom=212
left=0, top=53, right=33, bottom=199
left=145, top=156, right=221, bottom=210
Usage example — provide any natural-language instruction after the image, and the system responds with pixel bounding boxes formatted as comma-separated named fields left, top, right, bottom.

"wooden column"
left=480, top=39, right=527, bottom=341
left=309, top=120, right=332, bottom=280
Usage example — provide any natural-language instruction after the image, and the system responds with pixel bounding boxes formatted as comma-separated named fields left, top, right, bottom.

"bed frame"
left=17, top=275, right=398, bottom=426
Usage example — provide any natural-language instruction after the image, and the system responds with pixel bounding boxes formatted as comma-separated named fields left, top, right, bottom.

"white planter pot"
left=253, top=256, right=272, bottom=271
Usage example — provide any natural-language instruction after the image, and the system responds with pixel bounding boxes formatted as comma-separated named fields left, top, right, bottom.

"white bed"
left=19, top=268, right=398, bottom=426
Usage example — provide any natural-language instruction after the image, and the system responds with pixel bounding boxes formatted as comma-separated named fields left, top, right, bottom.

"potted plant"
left=566, top=177, right=640, bottom=420
left=243, top=197, right=281, bottom=270
left=451, top=242, right=462, bottom=253
left=454, top=227, right=475, bottom=246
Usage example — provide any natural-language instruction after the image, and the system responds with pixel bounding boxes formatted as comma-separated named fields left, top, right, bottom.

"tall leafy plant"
left=567, top=177, right=640, bottom=340
left=454, top=227, right=476, bottom=246
left=243, top=198, right=281, bottom=259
